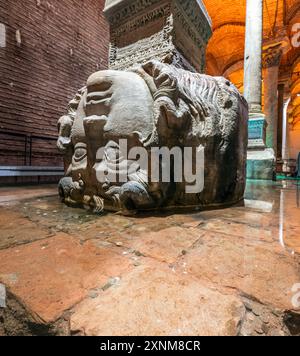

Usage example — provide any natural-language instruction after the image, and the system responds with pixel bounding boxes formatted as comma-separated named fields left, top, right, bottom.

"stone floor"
left=0, top=181, right=299, bottom=336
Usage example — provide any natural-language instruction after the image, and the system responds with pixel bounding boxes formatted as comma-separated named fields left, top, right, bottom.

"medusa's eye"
left=73, top=143, right=87, bottom=163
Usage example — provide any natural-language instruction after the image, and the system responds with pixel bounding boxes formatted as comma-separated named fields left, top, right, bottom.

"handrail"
left=0, top=129, right=59, bottom=166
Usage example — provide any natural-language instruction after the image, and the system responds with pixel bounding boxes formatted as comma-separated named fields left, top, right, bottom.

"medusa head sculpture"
left=57, top=60, right=248, bottom=214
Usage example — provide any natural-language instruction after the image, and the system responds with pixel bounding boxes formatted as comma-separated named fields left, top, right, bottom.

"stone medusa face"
left=59, top=62, right=248, bottom=214
left=68, top=70, right=155, bottom=195
left=84, top=70, right=155, bottom=139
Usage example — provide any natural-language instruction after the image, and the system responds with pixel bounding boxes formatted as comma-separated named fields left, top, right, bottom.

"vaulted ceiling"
left=203, top=0, right=300, bottom=127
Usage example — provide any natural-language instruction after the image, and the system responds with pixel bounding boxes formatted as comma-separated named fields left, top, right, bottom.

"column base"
left=248, top=113, right=266, bottom=149
left=247, top=148, right=276, bottom=180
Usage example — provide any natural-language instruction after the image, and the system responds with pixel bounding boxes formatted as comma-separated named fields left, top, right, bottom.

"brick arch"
left=206, top=24, right=245, bottom=75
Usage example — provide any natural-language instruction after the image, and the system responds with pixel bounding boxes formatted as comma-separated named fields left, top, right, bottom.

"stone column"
left=277, top=83, right=285, bottom=159
left=263, top=45, right=282, bottom=157
left=244, top=0, right=263, bottom=114
left=244, top=0, right=267, bottom=153
left=244, top=0, right=279, bottom=180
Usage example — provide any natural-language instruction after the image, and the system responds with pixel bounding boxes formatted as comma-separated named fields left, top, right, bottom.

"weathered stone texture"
left=0, top=233, right=133, bottom=322
left=70, top=261, right=246, bottom=336
left=104, top=0, right=212, bottom=72
left=1, top=182, right=300, bottom=335
left=58, top=60, right=248, bottom=214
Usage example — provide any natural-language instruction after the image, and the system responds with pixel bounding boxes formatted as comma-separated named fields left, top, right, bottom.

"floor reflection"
left=245, top=179, right=300, bottom=255
left=296, top=182, right=300, bottom=208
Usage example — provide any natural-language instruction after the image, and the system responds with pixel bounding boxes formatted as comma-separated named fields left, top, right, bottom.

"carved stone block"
left=57, top=61, right=248, bottom=214
left=103, top=0, right=212, bottom=72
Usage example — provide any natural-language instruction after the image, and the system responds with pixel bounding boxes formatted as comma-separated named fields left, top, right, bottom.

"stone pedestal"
left=247, top=113, right=275, bottom=180
left=103, top=0, right=212, bottom=72
left=248, top=114, right=266, bottom=150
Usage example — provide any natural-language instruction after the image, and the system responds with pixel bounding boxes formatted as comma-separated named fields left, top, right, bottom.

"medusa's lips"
left=85, top=91, right=112, bottom=106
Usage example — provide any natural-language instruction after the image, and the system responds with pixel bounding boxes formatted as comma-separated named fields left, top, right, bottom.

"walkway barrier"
left=0, top=129, right=61, bottom=166
left=0, top=166, right=64, bottom=177
left=0, top=129, right=64, bottom=183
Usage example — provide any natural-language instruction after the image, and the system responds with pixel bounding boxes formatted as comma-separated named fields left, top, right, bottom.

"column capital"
left=263, top=45, right=283, bottom=69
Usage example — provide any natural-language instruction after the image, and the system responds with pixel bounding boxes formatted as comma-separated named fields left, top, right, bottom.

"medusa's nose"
left=86, top=88, right=112, bottom=110
left=85, top=74, right=113, bottom=117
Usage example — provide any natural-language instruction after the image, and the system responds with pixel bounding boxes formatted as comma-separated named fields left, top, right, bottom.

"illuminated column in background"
left=277, top=83, right=285, bottom=159
left=282, top=98, right=291, bottom=160
left=244, top=0, right=263, bottom=114
left=263, top=45, right=282, bottom=157
left=244, top=0, right=276, bottom=180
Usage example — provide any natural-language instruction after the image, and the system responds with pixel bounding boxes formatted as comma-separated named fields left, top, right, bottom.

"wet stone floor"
left=0, top=181, right=299, bottom=336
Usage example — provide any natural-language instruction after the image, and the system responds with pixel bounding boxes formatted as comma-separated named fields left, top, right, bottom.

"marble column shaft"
left=263, top=46, right=282, bottom=156
left=277, top=83, right=285, bottom=159
left=244, top=0, right=263, bottom=114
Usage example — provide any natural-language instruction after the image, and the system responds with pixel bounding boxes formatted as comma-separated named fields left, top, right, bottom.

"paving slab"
left=176, top=231, right=300, bottom=311
left=0, top=233, right=133, bottom=322
left=0, top=181, right=299, bottom=335
left=130, top=226, right=203, bottom=264
left=0, top=209, right=53, bottom=249
left=71, top=260, right=245, bottom=336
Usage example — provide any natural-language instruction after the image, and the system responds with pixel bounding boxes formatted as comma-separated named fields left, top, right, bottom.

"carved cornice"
left=170, top=49, right=197, bottom=72
left=174, top=0, right=212, bottom=43
left=173, top=4, right=206, bottom=48
left=111, top=3, right=171, bottom=38
left=109, top=3, right=174, bottom=69
left=263, top=45, right=283, bottom=68
left=109, top=33, right=175, bottom=70
left=104, top=0, right=212, bottom=42
left=104, top=0, right=163, bottom=25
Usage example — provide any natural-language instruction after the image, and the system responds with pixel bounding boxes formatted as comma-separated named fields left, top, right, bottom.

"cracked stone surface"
left=175, top=230, right=299, bottom=310
left=0, top=180, right=300, bottom=336
left=0, top=233, right=133, bottom=322
left=70, top=260, right=246, bottom=336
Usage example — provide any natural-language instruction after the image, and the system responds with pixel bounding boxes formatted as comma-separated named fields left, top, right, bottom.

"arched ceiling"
left=290, top=58, right=300, bottom=127
left=203, top=0, right=247, bottom=31
left=204, top=0, right=300, bottom=125
left=204, top=0, right=288, bottom=77
left=206, top=24, right=245, bottom=75
left=289, top=8, right=300, bottom=128
left=204, top=0, right=285, bottom=33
